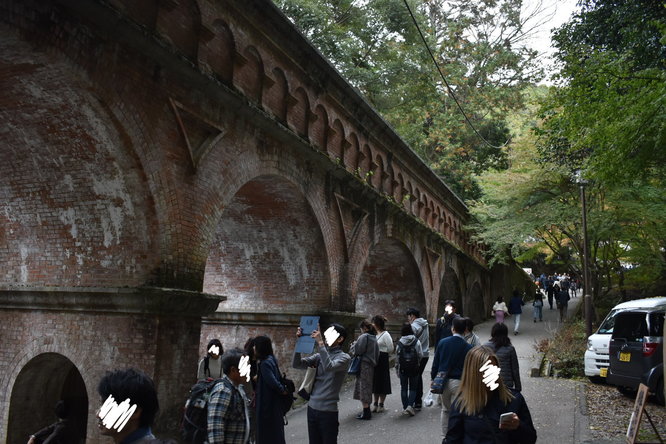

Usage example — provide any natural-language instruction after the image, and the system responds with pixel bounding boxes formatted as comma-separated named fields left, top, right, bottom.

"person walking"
left=444, top=346, right=537, bottom=444
left=485, top=323, right=521, bottom=392
left=532, top=288, right=544, bottom=322
left=350, top=319, right=379, bottom=420
left=293, top=323, right=351, bottom=444
left=430, top=317, right=473, bottom=437
left=198, top=339, right=224, bottom=380
left=463, top=318, right=481, bottom=346
left=395, top=322, right=423, bottom=416
left=435, top=300, right=460, bottom=345
left=555, top=283, right=571, bottom=323
left=546, top=276, right=555, bottom=309
left=208, top=349, right=250, bottom=444
left=508, top=291, right=524, bottom=335
left=406, top=307, right=429, bottom=410
left=492, top=297, right=508, bottom=324
left=371, top=315, right=393, bottom=413
left=253, top=336, right=286, bottom=444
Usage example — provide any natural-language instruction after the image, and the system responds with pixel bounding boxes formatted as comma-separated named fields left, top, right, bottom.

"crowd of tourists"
left=29, top=291, right=564, bottom=444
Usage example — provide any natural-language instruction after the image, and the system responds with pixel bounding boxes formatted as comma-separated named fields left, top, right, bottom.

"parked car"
left=585, top=297, right=666, bottom=381
left=607, top=306, right=665, bottom=405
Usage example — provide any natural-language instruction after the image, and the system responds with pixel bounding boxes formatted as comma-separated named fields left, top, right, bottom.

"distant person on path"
left=492, top=296, right=508, bottom=324
left=435, top=300, right=461, bottom=345
left=253, top=336, right=286, bottom=444
left=555, top=283, right=571, bottom=323
left=463, top=318, right=481, bottom=347
left=444, top=346, right=537, bottom=444
left=350, top=319, right=379, bottom=420
left=406, top=307, right=430, bottom=410
left=431, top=317, right=473, bottom=437
left=508, top=291, right=524, bottom=335
left=371, top=315, right=393, bottom=413
left=532, top=287, right=544, bottom=322
left=27, top=400, right=78, bottom=444
left=485, top=323, right=521, bottom=392
left=546, top=276, right=555, bottom=309
left=293, top=323, right=351, bottom=444
left=395, top=322, right=423, bottom=416
left=207, top=349, right=250, bottom=444
left=198, top=339, right=224, bottom=380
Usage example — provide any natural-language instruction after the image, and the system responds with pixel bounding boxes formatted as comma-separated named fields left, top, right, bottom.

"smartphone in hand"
left=499, top=412, right=515, bottom=425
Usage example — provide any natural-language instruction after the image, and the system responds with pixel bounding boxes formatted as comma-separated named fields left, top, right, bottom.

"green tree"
left=274, top=0, right=544, bottom=199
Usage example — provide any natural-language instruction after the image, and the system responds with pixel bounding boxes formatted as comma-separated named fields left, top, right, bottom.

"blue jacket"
left=431, top=335, right=472, bottom=380
left=445, top=389, right=537, bottom=444
left=256, top=355, right=286, bottom=444
left=508, top=296, right=524, bottom=315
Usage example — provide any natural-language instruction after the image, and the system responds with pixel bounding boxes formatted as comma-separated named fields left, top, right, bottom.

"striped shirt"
left=207, top=376, right=248, bottom=444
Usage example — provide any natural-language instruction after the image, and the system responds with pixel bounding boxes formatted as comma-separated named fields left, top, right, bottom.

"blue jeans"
left=533, top=305, right=543, bottom=320
left=307, top=406, right=339, bottom=444
left=399, top=373, right=419, bottom=409
left=414, top=356, right=429, bottom=407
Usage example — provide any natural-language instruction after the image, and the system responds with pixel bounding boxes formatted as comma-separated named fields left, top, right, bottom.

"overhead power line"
left=401, top=0, right=510, bottom=150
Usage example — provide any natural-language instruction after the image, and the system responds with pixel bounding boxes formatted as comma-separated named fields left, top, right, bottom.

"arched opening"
left=203, top=175, right=330, bottom=312
left=7, top=353, right=88, bottom=444
left=466, top=281, right=485, bottom=323
left=438, top=266, right=463, bottom=318
left=356, top=238, right=424, bottom=322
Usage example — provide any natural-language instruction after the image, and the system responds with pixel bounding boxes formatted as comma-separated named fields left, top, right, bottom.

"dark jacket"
left=256, top=355, right=286, bottom=444
left=435, top=313, right=461, bottom=345
left=556, top=289, right=570, bottom=305
left=445, top=389, right=537, bottom=444
left=485, top=341, right=521, bottom=391
left=508, top=296, right=524, bottom=315
left=431, top=335, right=472, bottom=380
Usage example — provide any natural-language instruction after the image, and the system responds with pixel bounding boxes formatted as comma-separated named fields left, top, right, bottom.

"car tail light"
left=643, top=336, right=662, bottom=356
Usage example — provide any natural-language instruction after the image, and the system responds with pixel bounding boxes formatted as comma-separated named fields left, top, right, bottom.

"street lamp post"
left=577, top=172, right=593, bottom=338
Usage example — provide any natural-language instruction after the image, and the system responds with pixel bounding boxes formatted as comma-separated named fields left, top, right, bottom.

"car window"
left=648, top=312, right=665, bottom=336
left=598, top=309, right=620, bottom=334
left=611, top=312, right=648, bottom=342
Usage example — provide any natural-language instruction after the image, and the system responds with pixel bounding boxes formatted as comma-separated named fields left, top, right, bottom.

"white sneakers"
left=403, top=406, right=415, bottom=416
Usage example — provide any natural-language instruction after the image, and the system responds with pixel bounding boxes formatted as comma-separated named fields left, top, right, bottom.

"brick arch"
left=466, top=280, right=485, bottom=323
left=328, top=118, right=345, bottom=161
left=235, top=45, right=264, bottom=104
left=264, top=67, right=288, bottom=122
left=359, top=144, right=372, bottom=177
left=287, top=87, right=310, bottom=137
left=395, top=172, right=405, bottom=203
left=438, top=264, right=463, bottom=317
left=156, top=0, right=201, bottom=60
left=372, top=153, right=384, bottom=190
left=0, top=43, right=160, bottom=288
left=345, top=132, right=360, bottom=172
left=354, top=237, right=425, bottom=321
left=309, top=104, right=329, bottom=151
left=199, top=19, right=235, bottom=83
left=109, top=0, right=157, bottom=27
left=203, top=174, right=331, bottom=312
left=1, top=339, right=97, bottom=444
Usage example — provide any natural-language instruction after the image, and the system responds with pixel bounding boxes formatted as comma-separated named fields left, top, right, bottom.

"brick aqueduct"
left=0, top=0, right=529, bottom=441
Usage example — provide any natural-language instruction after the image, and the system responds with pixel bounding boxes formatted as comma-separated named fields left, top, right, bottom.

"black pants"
left=414, top=356, right=429, bottom=407
left=307, top=406, right=339, bottom=444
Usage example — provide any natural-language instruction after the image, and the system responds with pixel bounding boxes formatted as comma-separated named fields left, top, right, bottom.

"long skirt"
left=353, top=360, right=374, bottom=404
left=372, top=351, right=392, bottom=395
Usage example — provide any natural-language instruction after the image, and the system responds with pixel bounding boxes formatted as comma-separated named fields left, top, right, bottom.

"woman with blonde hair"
left=444, top=346, right=536, bottom=444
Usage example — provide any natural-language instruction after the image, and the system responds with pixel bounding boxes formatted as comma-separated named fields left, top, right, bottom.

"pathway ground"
left=284, top=293, right=612, bottom=443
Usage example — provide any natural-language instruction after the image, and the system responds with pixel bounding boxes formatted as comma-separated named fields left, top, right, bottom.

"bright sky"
left=521, top=0, right=580, bottom=81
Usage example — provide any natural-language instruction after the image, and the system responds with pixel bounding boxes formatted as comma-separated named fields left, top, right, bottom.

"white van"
left=584, top=297, right=666, bottom=380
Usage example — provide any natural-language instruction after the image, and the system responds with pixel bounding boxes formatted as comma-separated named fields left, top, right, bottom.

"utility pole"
left=579, top=177, right=593, bottom=338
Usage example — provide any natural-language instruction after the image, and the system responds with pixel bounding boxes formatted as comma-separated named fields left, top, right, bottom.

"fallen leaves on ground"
left=586, top=382, right=666, bottom=441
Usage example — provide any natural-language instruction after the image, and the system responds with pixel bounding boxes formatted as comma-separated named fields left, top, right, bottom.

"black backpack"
left=279, top=372, right=296, bottom=416
left=398, top=342, right=419, bottom=376
left=181, top=378, right=219, bottom=444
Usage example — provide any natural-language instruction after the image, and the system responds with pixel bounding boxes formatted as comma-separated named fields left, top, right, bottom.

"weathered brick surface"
left=0, top=0, right=526, bottom=441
